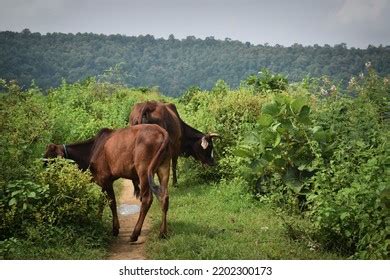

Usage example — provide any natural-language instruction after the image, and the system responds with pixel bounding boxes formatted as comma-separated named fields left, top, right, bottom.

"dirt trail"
left=106, top=179, right=150, bottom=260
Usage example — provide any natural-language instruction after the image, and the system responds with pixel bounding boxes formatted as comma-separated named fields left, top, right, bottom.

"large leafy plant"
left=234, top=92, right=327, bottom=208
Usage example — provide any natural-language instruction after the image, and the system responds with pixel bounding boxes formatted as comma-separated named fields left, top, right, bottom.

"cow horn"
left=208, top=133, right=220, bottom=138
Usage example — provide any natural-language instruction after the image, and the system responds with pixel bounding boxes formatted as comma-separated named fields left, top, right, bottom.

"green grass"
left=146, top=177, right=341, bottom=260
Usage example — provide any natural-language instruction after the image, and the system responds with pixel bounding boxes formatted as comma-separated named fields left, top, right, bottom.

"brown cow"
left=129, top=101, right=219, bottom=186
left=44, top=125, right=171, bottom=241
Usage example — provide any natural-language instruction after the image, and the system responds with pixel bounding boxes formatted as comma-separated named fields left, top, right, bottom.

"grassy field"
left=145, top=177, right=341, bottom=260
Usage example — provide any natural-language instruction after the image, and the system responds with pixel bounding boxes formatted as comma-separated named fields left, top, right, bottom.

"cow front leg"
left=132, top=178, right=141, bottom=200
left=104, top=183, right=120, bottom=236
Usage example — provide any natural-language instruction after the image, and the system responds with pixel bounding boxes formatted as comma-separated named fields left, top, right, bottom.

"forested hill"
left=1, top=29, right=390, bottom=96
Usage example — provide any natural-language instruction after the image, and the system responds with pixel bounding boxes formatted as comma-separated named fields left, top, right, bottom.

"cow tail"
left=147, top=128, right=169, bottom=196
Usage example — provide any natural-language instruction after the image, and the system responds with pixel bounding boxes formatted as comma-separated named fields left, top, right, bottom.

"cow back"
left=90, top=125, right=169, bottom=183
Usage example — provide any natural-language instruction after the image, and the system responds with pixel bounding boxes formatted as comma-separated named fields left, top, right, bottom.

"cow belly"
left=109, top=160, right=137, bottom=180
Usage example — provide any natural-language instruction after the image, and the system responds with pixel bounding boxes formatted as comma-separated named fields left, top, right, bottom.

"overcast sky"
left=0, top=0, right=389, bottom=48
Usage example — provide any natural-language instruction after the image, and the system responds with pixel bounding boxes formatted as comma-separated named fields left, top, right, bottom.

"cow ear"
left=201, top=136, right=209, bottom=149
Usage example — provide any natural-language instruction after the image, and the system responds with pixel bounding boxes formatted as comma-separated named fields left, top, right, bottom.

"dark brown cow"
left=129, top=101, right=219, bottom=186
left=44, top=125, right=171, bottom=241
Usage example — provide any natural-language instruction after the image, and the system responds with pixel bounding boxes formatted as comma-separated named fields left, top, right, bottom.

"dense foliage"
left=1, top=29, right=390, bottom=96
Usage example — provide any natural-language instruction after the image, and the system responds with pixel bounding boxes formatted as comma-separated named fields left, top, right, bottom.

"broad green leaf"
left=286, top=180, right=302, bottom=194
left=311, top=126, right=322, bottom=133
left=297, top=164, right=307, bottom=171
left=261, top=102, right=280, bottom=116
left=299, top=105, right=311, bottom=118
left=283, top=167, right=298, bottom=182
left=11, top=190, right=21, bottom=197
left=257, top=114, right=274, bottom=127
left=233, top=147, right=253, bottom=158
left=8, top=198, right=17, bottom=206
left=296, top=113, right=311, bottom=125
left=313, top=129, right=328, bottom=142
left=243, top=132, right=261, bottom=145
left=261, top=130, right=277, bottom=147
left=273, top=133, right=281, bottom=147
left=274, top=94, right=291, bottom=105
left=290, top=98, right=307, bottom=115
left=271, top=122, right=281, bottom=132
left=27, top=192, right=36, bottom=198
left=279, top=119, right=293, bottom=131
left=340, top=212, right=349, bottom=220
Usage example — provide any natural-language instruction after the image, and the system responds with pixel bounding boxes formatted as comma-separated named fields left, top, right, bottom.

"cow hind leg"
left=172, top=156, right=178, bottom=187
left=130, top=178, right=153, bottom=242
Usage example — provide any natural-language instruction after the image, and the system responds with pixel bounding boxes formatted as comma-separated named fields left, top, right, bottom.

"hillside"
left=1, top=29, right=390, bottom=96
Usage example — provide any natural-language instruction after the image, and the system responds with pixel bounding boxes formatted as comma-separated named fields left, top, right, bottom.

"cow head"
left=43, top=144, right=66, bottom=165
left=44, top=144, right=65, bottom=158
left=192, top=133, right=219, bottom=166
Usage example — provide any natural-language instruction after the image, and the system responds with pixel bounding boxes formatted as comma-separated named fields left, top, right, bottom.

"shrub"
left=0, top=81, right=52, bottom=183
left=306, top=90, right=389, bottom=259
left=233, top=90, right=325, bottom=211
left=245, top=68, right=288, bottom=93
left=35, top=158, right=106, bottom=226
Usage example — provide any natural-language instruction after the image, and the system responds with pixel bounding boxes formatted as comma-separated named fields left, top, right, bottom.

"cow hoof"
left=159, top=232, right=168, bottom=239
left=113, top=228, right=119, bottom=236
left=130, top=235, right=138, bottom=242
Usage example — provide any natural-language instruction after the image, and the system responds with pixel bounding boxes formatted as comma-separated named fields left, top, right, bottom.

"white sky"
left=0, top=0, right=389, bottom=48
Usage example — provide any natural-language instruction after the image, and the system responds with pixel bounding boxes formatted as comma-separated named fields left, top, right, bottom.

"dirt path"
left=106, top=179, right=150, bottom=260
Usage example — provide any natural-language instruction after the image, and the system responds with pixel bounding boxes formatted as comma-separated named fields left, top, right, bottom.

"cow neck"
left=181, top=120, right=204, bottom=139
left=180, top=120, right=204, bottom=157
left=63, top=139, right=96, bottom=170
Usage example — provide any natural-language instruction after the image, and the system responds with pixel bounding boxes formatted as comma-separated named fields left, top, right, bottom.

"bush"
left=245, top=68, right=288, bottom=93
left=35, top=158, right=106, bottom=226
left=1, top=179, right=49, bottom=239
left=233, top=90, right=324, bottom=211
left=0, top=81, right=52, bottom=183
left=178, top=82, right=268, bottom=180
left=0, top=158, right=108, bottom=251
left=306, top=89, right=389, bottom=258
